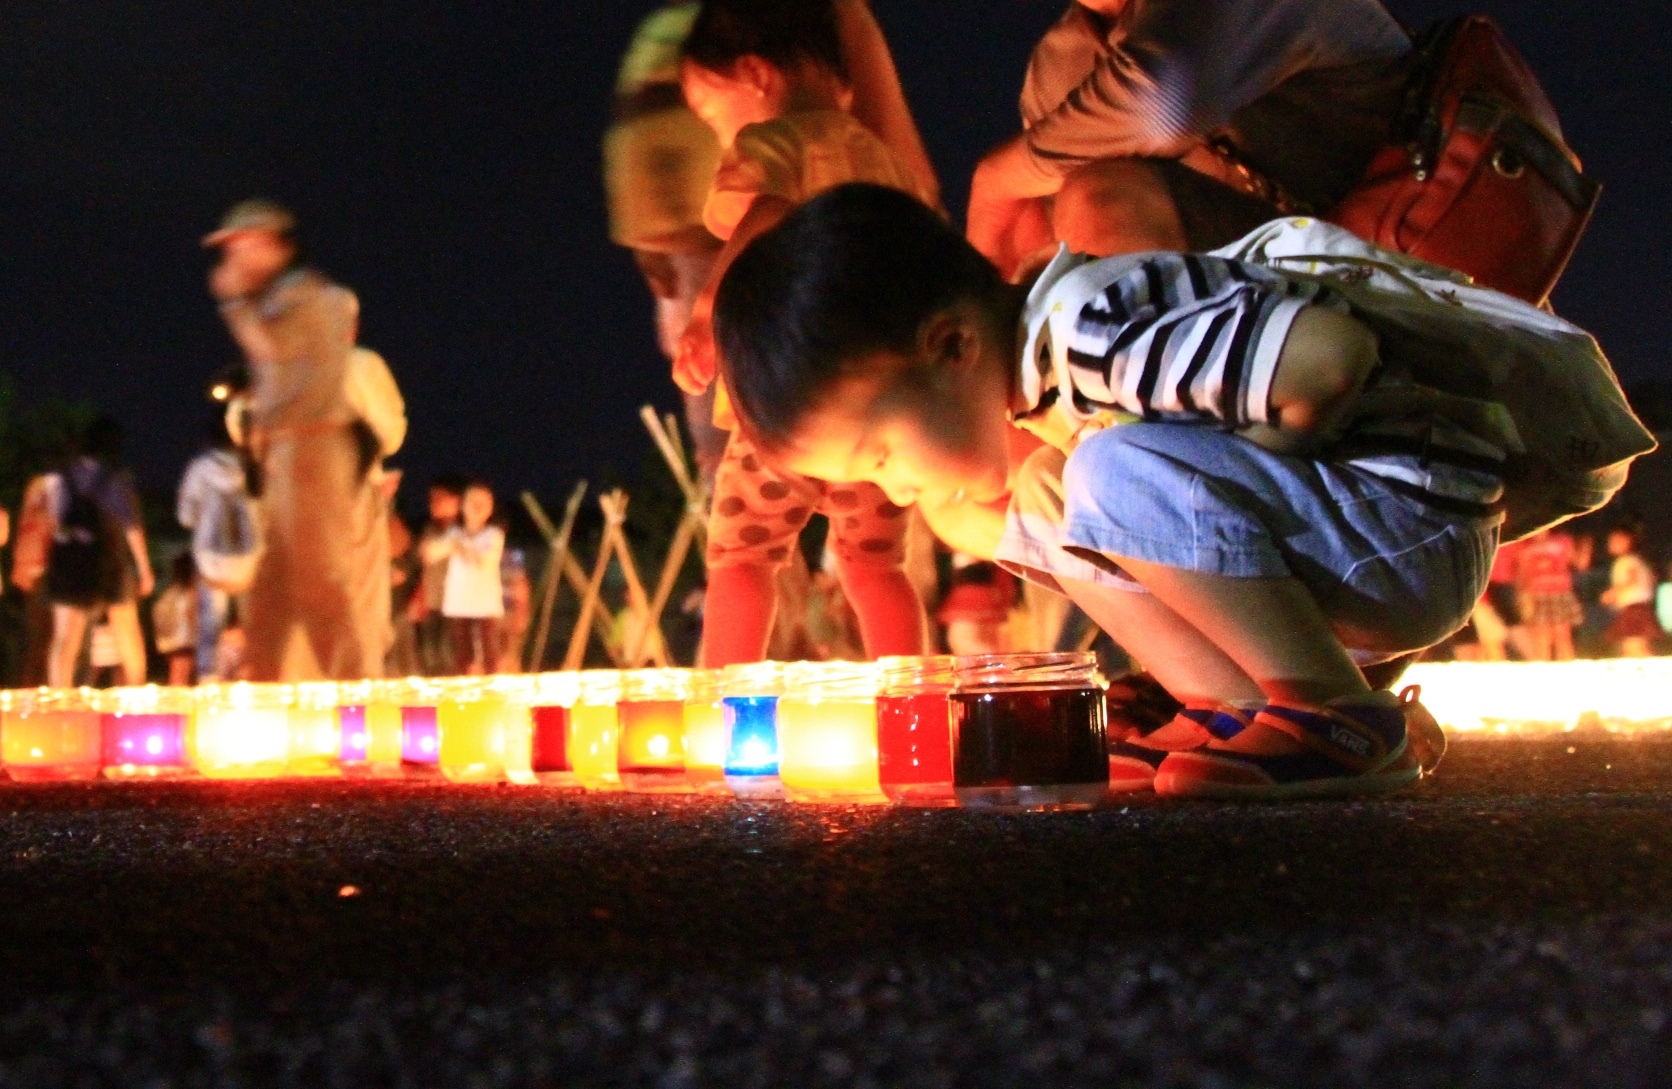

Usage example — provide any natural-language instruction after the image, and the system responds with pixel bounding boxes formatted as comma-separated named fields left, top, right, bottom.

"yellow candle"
left=288, top=683, right=342, bottom=777
left=438, top=679, right=506, bottom=783
left=776, top=663, right=887, bottom=804
left=682, top=669, right=726, bottom=792
left=569, top=671, right=623, bottom=791
left=618, top=669, right=692, bottom=793
left=1, top=689, right=102, bottom=781
left=191, top=683, right=292, bottom=779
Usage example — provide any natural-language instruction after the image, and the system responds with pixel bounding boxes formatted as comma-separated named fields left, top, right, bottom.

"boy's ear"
left=918, top=307, right=983, bottom=375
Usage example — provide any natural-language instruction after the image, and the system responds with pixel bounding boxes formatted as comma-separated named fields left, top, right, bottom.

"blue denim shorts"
left=996, top=424, right=1500, bottom=661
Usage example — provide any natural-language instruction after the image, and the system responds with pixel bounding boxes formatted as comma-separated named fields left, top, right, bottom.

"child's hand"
left=674, top=312, right=718, bottom=396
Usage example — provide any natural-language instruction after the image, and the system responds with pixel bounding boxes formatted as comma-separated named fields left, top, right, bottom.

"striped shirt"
left=1015, top=246, right=1506, bottom=511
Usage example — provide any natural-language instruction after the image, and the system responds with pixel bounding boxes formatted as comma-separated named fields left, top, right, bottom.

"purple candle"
left=101, top=713, right=188, bottom=771
left=339, top=706, right=371, bottom=764
left=401, top=706, right=441, bottom=765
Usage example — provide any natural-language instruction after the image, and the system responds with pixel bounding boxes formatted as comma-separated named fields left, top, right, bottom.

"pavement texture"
left=0, top=736, right=1670, bottom=1088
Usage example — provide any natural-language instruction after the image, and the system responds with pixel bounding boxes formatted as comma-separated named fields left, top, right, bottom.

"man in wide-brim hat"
left=206, top=199, right=405, bottom=681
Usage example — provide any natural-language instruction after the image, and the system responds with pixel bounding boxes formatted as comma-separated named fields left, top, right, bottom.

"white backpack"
left=1215, top=218, right=1657, bottom=541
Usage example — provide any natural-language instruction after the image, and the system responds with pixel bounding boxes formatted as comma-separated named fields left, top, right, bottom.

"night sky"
left=3, top=1, right=1667, bottom=509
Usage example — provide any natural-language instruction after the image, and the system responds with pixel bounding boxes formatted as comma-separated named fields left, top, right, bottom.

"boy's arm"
left=673, top=194, right=796, bottom=395
left=1237, top=307, right=1379, bottom=455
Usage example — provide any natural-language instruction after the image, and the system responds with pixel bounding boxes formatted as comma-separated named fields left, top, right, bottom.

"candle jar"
left=528, top=672, right=581, bottom=788
left=777, top=662, right=887, bottom=804
left=288, top=682, right=343, bottom=776
left=98, top=686, right=191, bottom=779
left=191, top=683, right=292, bottom=779
left=336, top=680, right=404, bottom=778
left=437, top=678, right=517, bottom=784
left=397, top=679, right=443, bottom=774
left=876, top=656, right=957, bottom=806
left=569, top=671, right=623, bottom=791
left=682, top=669, right=729, bottom=794
left=721, top=662, right=785, bottom=800
left=1, top=688, right=103, bottom=781
left=617, top=669, right=692, bottom=792
left=495, top=677, right=537, bottom=786
left=950, top=653, right=1109, bottom=810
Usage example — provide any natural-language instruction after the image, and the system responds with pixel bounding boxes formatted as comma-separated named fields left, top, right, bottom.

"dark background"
left=2, top=0, right=1666, bottom=511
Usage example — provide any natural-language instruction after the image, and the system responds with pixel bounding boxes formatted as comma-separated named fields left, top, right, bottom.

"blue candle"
left=722, top=695, right=781, bottom=798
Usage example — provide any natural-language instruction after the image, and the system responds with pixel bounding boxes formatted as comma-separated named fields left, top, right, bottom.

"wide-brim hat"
left=203, top=198, right=296, bottom=247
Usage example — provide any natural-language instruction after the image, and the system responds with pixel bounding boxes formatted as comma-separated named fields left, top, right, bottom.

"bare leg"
left=834, top=561, right=926, bottom=659
left=1552, top=623, right=1575, bottom=662
left=47, top=605, right=89, bottom=688
left=106, top=601, right=147, bottom=686
left=702, top=564, right=778, bottom=668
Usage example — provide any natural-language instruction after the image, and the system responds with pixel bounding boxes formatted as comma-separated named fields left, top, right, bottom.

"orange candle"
left=776, top=662, right=887, bottom=804
left=1, top=688, right=102, bottom=781
left=617, top=669, right=691, bottom=792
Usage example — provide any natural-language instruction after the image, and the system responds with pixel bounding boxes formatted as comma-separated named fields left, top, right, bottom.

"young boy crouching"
left=712, top=184, right=1522, bottom=800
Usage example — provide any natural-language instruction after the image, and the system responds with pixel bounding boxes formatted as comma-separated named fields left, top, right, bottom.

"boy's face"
left=462, top=487, right=494, bottom=531
left=1607, top=530, right=1631, bottom=557
left=681, top=59, right=783, bottom=148
left=771, top=307, right=1016, bottom=511
left=429, top=488, right=462, bottom=525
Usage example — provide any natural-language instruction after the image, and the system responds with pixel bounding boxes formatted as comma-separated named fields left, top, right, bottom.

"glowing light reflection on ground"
left=1404, top=659, right=1672, bottom=737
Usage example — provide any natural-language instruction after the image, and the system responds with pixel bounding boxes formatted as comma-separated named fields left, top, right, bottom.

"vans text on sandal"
left=1152, top=688, right=1430, bottom=800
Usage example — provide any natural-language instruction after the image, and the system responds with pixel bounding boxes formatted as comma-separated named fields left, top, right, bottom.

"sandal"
left=1108, top=703, right=1255, bottom=793
left=1153, top=689, right=1425, bottom=800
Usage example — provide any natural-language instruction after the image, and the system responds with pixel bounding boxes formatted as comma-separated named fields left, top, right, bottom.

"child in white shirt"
left=422, top=481, right=505, bottom=675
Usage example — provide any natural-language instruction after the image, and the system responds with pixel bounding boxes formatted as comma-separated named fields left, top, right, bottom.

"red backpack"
left=1328, top=16, right=1600, bottom=307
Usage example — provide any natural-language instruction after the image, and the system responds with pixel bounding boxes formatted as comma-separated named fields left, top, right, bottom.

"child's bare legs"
left=47, top=605, right=89, bottom=688
left=702, top=564, right=778, bottom=667
left=107, top=601, right=147, bottom=686
left=1552, top=623, right=1576, bottom=661
left=833, top=560, right=926, bottom=659
left=1061, top=560, right=1374, bottom=758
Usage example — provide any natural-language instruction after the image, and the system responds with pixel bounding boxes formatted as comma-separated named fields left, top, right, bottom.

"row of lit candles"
left=0, top=655, right=1113, bottom=808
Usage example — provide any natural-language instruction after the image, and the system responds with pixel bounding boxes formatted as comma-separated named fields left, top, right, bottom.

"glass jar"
left=97, top=686, right=192, bottom=779
left=396, top=678, right=444, bottom=773
left=681, top=669, right=729, bottom=794
left=336, top=680, right=404, bottom=777
left=876, top=656, right=958, bottom=806
left=289, top=682, right=343, bottom=776
left=949, top=653, right=1108, bottom=810
left=191, top=683, right=293, bottom=779
left=617, top=669, right=692, bottom=792
left=495, top=676, right=538, bottom=786
left=777, top=662, right=887, bottom=804
left=569, top=671, right=623, bottom=791
left=528, top=672, right=581, bottom=788
left=2, top=687, right=103, bottom=781
left=720, top=662, right=785, bottom=799
left=437, top=678, right=506, bottom=783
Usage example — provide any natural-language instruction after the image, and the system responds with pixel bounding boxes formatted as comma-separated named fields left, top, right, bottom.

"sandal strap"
left=1254, top=702, right=1404, bottom=773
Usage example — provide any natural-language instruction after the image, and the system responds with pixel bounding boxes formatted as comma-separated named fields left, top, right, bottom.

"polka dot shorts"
left=706, top=432, right=910, bottom=570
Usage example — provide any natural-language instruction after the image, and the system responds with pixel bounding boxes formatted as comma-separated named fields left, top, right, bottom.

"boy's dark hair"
left=684, top=0, right=845, bottom=79
left=715, top=183, right=1006, bottom=448
left=429, top=474, right=469, bottom=499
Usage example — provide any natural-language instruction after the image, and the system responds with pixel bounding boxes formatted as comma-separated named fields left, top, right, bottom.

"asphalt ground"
left=0, top=736, right=1670, bottom=1088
